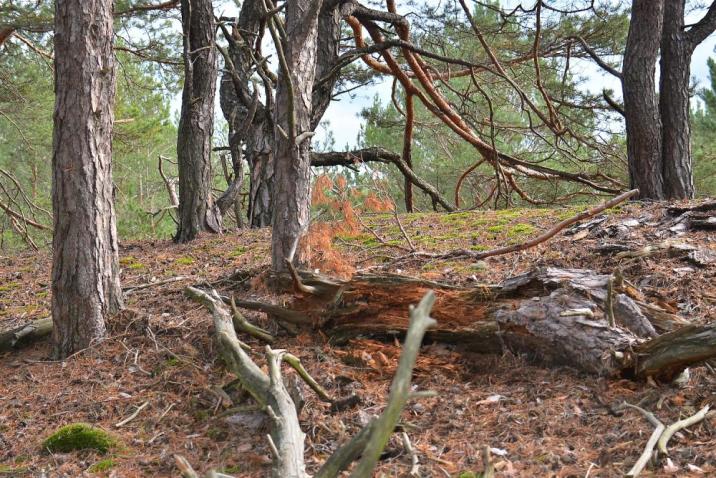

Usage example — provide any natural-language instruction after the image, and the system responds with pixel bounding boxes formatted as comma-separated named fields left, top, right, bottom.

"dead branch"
left=0, top=317, right=52, bottom=352
left=122, top=276, right=191, bottom=295
left=230, top=297, right=313, bottom=326
left=174, top=454, right=200, bottom=478
left=657, top=405, right=711, bottom=456
left=623, top=402, right=665, bottom=478
left=281, top=352, right=333, bottom=402
left=230, top=295, right=275, bottom=343
left=314, top=420, right=377, bottom=478
left=350, top=291, right=437, bottom=477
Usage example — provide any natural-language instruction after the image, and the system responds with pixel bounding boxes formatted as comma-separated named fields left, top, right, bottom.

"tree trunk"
left=271, top=0, right=324, bottom=273
left=51, top=0, right=122, bottom=359
left=311, top=0, right=341, bottom=131
left=622, top=0, right=664, bottom=199
left=175, top=0, right=220, bottom=243
left=659, top=0, right=695, bottom=199
left=219, top=0, right=275, bottom=228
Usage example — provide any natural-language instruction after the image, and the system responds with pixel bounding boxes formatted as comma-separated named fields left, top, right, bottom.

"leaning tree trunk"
left=271, top=0, right=324, bottom=273
left=660, top=0, right=695, bottom=199
left=622, top=0, right=665, bottom=200
left=175, top=0, right=221, bottom=243
left=51, top=0, right=122, bottom=359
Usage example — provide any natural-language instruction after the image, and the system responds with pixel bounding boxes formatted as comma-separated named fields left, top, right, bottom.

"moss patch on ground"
left=42, top=423, right=120, bottom=454
left=88, top=458, right=117, bottom=473
left=174, top=256, right=195, bottom=266
left=119, top=256, right=146, bottom=270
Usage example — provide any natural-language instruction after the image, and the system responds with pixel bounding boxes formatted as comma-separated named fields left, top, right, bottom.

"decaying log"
left=666, top=200, right=716, bottom=231
left=0, top=317, right=52, bottom=352
left=265, top=267, right=716, bottom=380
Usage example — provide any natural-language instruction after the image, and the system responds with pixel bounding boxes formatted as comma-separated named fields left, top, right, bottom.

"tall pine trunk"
left=271, top=0, right=324, bottom=273
left=51, top=0, right=122, bottom=359
left=622, top=0, right=665, bottom=199
left=660, top=0, right=694, bottom=199
left=175, top=0, right=221, bottom=243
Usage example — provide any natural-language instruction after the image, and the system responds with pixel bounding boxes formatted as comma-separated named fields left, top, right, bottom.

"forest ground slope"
left=0, top=201, right=714, bottom=477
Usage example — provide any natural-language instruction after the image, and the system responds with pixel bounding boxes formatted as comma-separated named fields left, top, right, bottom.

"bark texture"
left=622, top=0, right=664, bottom=199
left=219, top=1, right=340, bottom=229
left=271, top=0, right=324, bottom=272
left=51, top=0, right=122, bottom=358
left=175, top=0, right=220, bottom=242
left=658, top=0, right=716, bottom=199
left=219, top=0, right=275, bottom=228
left=270, top=267, right=714, bottom=380
left=660, top=0, right=694, bottom=199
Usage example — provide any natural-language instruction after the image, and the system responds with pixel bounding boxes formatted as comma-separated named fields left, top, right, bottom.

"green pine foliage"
left=692, top=57, right=716, bottom=196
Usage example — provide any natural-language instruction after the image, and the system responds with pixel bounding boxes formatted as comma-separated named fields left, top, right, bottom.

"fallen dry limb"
left=349, top=291, right=436, bottom=477
left=186, top=286, right=438, bottom=478
left=623, top=402, right=711, bottom=477
left=623, top=402, right=665, bottom=478
left=0, top=317, right=52, bottom=352
left=186, top=286, right=306, bottom=477
left=656, top=405, right=711, bottom=455
left=300, top=267, right=716, bottom=380
left=229, top=295, right=275, bottom=343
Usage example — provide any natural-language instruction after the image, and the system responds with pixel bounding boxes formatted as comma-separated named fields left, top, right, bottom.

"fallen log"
left=272, top=267, right=716, bottom=381
left=0, top=317, right=52, bottom=352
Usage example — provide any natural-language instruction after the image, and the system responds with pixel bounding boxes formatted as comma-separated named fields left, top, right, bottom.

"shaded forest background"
left=1, top=0, right=716, bottom=251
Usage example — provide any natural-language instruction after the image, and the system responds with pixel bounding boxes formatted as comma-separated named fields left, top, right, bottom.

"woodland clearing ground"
left=0, top=202, right=714, bottom=477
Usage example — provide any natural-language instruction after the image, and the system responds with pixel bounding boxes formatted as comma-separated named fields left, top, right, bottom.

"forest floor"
left=0, top=200, right=715, bottom=477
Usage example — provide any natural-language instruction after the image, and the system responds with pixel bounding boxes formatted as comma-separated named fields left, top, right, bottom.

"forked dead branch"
left=183, top=286, right=438, bottom=478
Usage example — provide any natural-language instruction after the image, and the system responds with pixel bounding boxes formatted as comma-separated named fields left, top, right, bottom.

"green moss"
left=486, top=225, right=504, bottom=234
left=42, top=423, right=119, bottom=454
left=221, top=465, right=243, bottom=474
left=36, top=290, right=49, bottom=298
left=207, top=427, right=228, bottom=441
left=229, top=246, right=248, bottom=257
left=442, top=211, right=474, bottom=223
left=119, top=256, right=146, bottom=270
left=469, top=244, right=489, bottom=252
left=556, top=206, right=588, bottom=220
left=164, top=357, right=180, bottom=367
left=0, top=281, right=19, bottom=292
left=457, top=472, right=477, bottom=478
left=507, top=223, right=536, bottom=237
left=175, top=257, right=195, bottom=265
left=88, top=458, right=117, bottom=473
left=0, top=465, right=28, bottom=475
